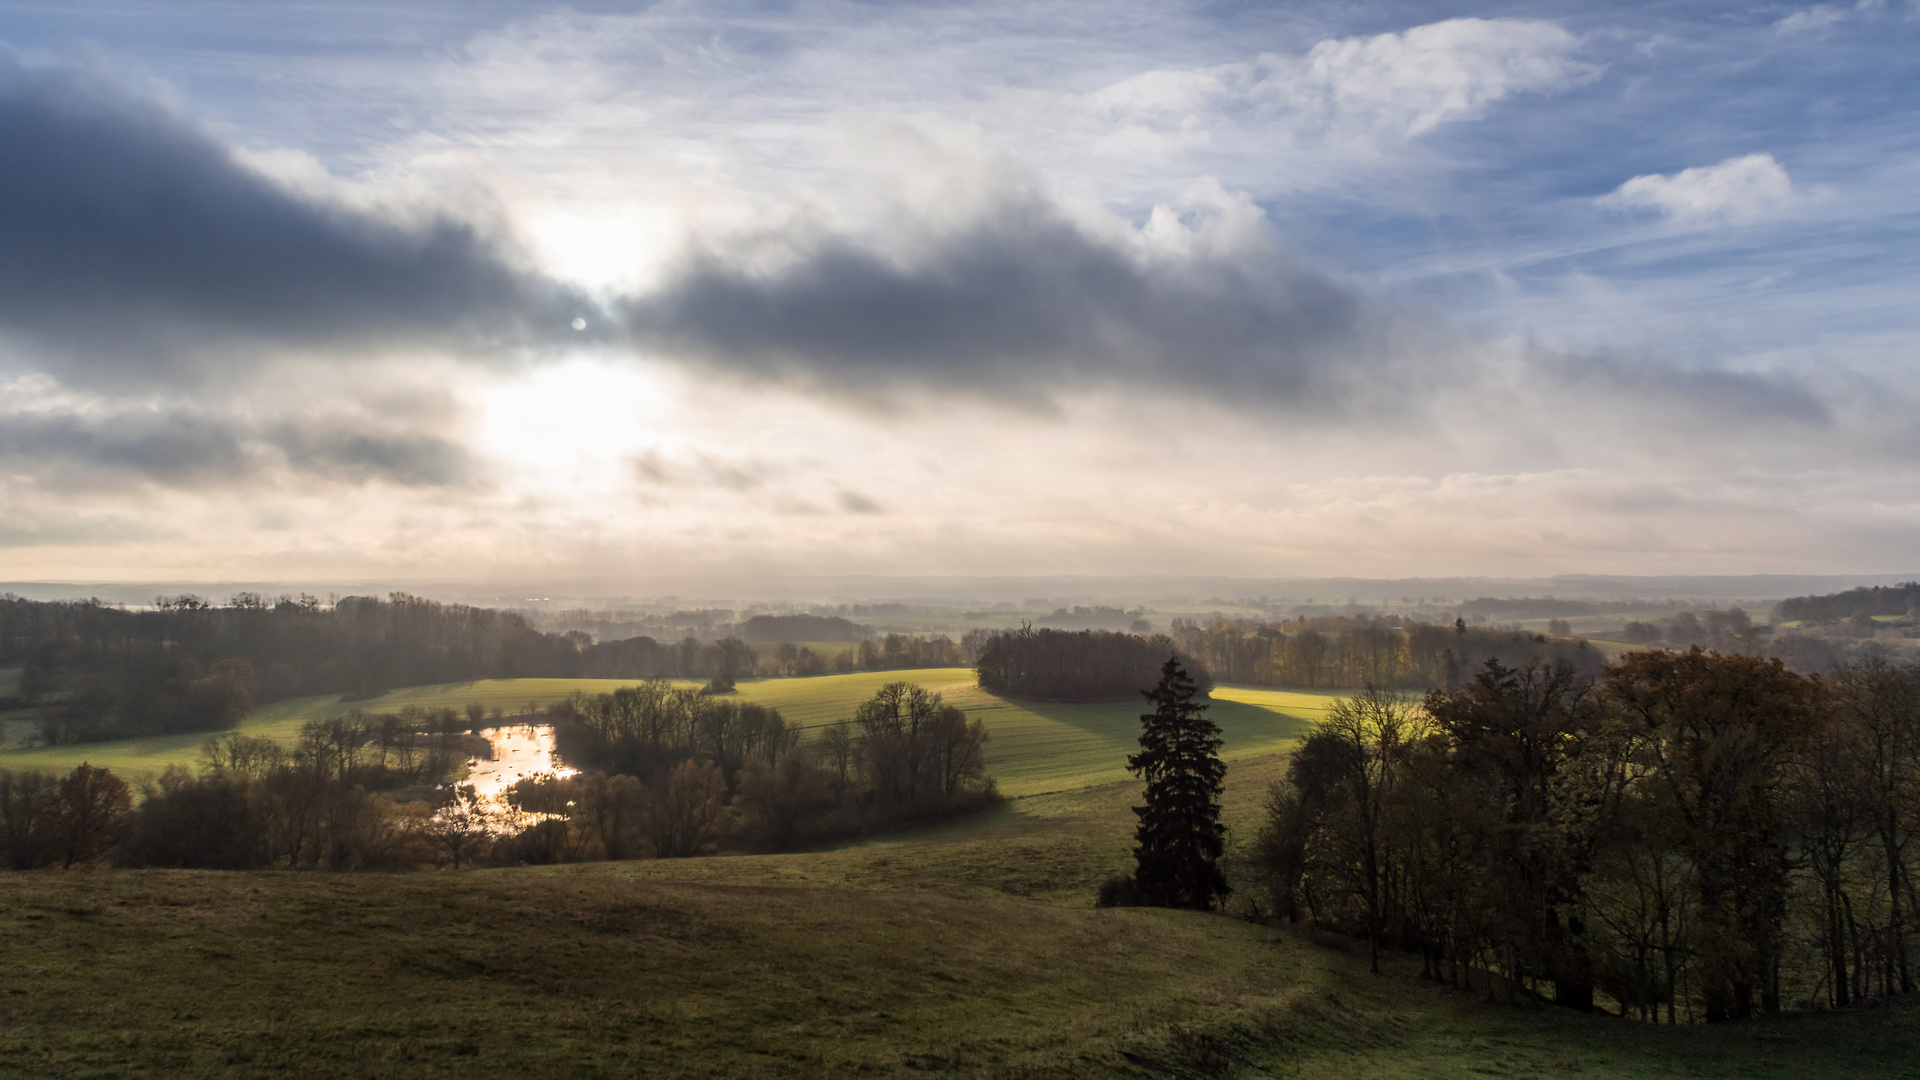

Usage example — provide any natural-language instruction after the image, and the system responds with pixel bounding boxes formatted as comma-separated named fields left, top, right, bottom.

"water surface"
left=463, top=724, right=574, bottom=803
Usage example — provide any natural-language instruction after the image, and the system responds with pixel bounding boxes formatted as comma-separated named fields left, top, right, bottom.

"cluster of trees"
left=1619, top=604, right=1917, bottom=677
left=852, top=633, right=967, bottom=671
left=1259, top=651, right=1920, bottom=1021
left=1620, top=608, right=1760, bottom=649
left=763, top=633, right=980, bottom=677
left=1, top=706, right=488, bottom=870
left=1169, top=615, right=1600, bottom=690
left=547, top=680, right=995, bottom=852
left=1777, top=583, right=1920, bottom=625
left=1034, top=606, right=1152, bottom=632
left=0, top=764, right=136, bottom=869
left=117, top=712, right=492, bottom=869
left=550, top=683, right=797, bottom=781
left=0, top=593, right=760, bottom=744
left=975, top=627, right=1213, bottom=702
left=764, top=642, right=846, bottom=677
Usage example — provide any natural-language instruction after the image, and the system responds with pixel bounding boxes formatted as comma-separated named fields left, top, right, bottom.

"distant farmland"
left=0, top=668, right=1340, bottom=795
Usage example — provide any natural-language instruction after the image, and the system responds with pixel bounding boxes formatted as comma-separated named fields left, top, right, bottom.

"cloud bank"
left=1, top=0, right=1915, bottom=581
left=619, top=185, right=1439, bottom=412
left=0, top=396, right=476, bottom=489
left=0, top=60, right=589, bottom=383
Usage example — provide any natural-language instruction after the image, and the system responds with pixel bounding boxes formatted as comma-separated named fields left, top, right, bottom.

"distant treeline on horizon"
left=7, top=580, right=1916, bottom=747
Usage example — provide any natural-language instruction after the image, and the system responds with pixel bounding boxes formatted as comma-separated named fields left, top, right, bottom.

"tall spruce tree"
left=1128, top=655, right=1230, bottom=910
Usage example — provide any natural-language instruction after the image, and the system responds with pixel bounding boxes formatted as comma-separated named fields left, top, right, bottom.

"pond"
left=462, top=724, right=574, bottom=804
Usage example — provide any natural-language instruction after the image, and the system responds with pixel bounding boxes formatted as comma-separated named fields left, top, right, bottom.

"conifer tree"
left=1128, top=655, right=1230, bottom=910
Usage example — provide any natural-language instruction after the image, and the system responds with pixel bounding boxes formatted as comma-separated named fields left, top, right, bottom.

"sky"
left=0, top=0, right=1916, bottom=585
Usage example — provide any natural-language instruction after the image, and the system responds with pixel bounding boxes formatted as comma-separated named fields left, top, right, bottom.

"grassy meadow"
left=0, top=669, right=1341, bottom=796
left=4, top=745, right=1916, bottom=1077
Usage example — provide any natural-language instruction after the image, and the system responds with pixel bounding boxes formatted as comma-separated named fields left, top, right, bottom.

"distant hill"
left=736, top=613, right=869, bottom=642
left=1775, top=582, right=1920, bottom=623
left=1457, top=597, right=1599, bottom=619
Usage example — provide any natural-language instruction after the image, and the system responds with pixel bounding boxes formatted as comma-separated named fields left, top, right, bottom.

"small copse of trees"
left=546, top=679, right=994, bottom=853
left=976, top=626, right=1213, bottom=702
left=0, top=763, right=135, bottom=870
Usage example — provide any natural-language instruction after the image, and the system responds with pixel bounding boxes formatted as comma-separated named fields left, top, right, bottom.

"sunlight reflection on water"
left=463, top=725, right=574, bottom=803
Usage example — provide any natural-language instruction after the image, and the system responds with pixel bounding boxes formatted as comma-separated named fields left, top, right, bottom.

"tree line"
left=0, top=593, right=745, bottom=743
left=2, top=706, right=487, bottom=870
left=0, top=593, right=989, bottom=745
left=1776, top=582, right=1920, bottom=625
left=1258, top=650, right=1920, bottom=1021
left=974, top=626, right=1213, bottom=702
left=1169, top=615, right=1601, bottom=689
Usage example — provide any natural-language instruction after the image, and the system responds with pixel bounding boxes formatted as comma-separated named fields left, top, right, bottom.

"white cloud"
left=1776, top=5, right=1849, bottom=33
left=1598, top=153, right=1798, bottom=225
left=1089, top=18, right=1590, bottom=148
left=7, top=5, right=1918, bottom=581
left=1775, top=0, right=1883, bottom=34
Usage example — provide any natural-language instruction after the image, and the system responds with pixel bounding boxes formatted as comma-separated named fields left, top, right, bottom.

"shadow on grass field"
left=3, top=747, right=1917, bottom=1078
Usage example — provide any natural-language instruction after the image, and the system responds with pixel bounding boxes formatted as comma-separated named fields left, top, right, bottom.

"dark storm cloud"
left=0, top=61, right=591, bottom=380
left=0, top=408, right=476, bottom=488
left=618, top=196, right=1432, bottom=412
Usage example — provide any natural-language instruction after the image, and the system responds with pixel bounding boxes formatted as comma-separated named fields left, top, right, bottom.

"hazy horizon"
left=3, top=2, right=1916, bottom=581
left=7, top=571, right=1916, bottom=611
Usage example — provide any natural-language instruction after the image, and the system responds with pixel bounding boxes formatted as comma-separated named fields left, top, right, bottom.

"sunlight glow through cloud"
left=0, top=2, right=1916, bottom=581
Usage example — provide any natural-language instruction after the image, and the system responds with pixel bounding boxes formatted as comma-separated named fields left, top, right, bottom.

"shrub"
left=1096, top=874, right=1148, bottom=908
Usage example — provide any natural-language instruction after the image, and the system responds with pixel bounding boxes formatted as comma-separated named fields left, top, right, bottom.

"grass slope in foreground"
left=0, top=670, right=1342, bottom=797
left=3, top=752, right=1914, bottom=1078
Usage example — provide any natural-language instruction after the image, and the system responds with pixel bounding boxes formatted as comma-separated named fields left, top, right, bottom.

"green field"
left=0, top=670, right=1341, bottom=796
left=3, top=747, right=1913, bottom=1077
